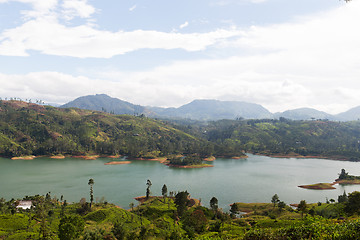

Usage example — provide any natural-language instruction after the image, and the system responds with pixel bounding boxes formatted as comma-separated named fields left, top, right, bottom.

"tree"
left=183, top=209, right=208, bottom=233
left=345, top=191, right=360, bottom=215
left=210, top=197, right=218, bottom=212
left=338, top=191, right=348, bottom=203
left=297, top=200, right=307, bottom=218
left=278, top=201, right=286, bottom=212
left=338, top=169, right=348, bottom=180
left=230, top=203, right=239, bottom=218
left=58, top=215, right=85, bottom=240
left=146, top=179, right=152, bottom=200
left=129, top=202, right=134, bottom=211
left=162, top=184, right=168, bottom=197
left=162, top=184, right=168, bottom=202
left=88, top=178, right=94, bottom=208
left=271, top=194, right=280, bottom=207
left=174, top=191, right=189, bottom=217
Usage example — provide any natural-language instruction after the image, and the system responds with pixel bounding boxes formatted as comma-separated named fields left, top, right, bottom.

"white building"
left=16, top=200, right=33, bottom=210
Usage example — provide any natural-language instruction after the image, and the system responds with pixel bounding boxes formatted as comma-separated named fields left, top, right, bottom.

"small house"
left=16, top=200, right=33, bottom=210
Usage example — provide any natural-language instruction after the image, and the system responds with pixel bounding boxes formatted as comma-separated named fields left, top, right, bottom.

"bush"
left=84, top=209, right=108, bottom=222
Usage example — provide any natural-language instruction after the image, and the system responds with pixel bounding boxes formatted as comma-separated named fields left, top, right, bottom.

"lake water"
left=1, top=154, right=360, bottom=210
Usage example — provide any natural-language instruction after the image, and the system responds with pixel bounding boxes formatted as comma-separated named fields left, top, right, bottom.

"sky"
left=0, top=0, right=358, bottom=114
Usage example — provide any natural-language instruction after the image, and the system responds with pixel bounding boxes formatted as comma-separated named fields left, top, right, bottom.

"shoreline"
left=254, top=152, right=352, bottom=161
left=104, top=161, right=131, bottom=165
left=128, top=157, right=168, bottom=163
left=165, top=163, right=214, bottom=168
left=334, top=179, right=360, bottom=185
left=11, top=155, right=36, bottom=160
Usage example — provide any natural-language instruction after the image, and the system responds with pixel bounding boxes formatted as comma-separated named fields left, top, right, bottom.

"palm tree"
left=88, top=178, right=94, bottom=208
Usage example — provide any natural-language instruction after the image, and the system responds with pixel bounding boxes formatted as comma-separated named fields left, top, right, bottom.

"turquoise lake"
left=1, top=154, right=360, bottom=210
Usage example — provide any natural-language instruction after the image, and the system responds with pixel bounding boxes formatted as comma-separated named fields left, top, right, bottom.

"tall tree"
left=88, top=178, right=94, bottom=208
left=210, top=197, right=218, bottom=212
left=271, top=194, right=280, bottom=207
left=174, top=191, right=189, bottom=217
left=146, top=179, right=152, bottom=200
left=297, top=200, right=307, bottom=218
left=230, top=203, right=239, bottom=218
left=161, top=184, right=168, bottom=203
left=345, top=191, right=360, bottom=215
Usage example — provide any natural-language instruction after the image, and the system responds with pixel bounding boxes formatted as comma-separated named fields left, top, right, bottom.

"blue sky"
left=0, top=0, right=358, bottom=114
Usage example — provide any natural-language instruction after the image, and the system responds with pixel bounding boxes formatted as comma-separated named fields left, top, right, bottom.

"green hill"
left=61, top=94, right=149, bottom=116
left=0, top=100, right=211, bottom=158
left=204, top=118, right=360, bottom=161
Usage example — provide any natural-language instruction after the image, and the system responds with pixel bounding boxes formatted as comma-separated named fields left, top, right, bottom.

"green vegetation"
left=201, top=118, right=360, bottom=161
left=0, top=100, right=215, bottom=158
left=167, top=154, right=213, bottom=168
left=5, top=100, right=360, bottom=161
left=4, top=188, right=360, bottom=239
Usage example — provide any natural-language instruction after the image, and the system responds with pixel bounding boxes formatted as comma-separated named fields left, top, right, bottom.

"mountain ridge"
left=60, top=94, right=359, bottom=121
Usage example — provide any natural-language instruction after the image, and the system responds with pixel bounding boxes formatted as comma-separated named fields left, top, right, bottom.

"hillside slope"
left=0, top=100, right=210, bottom=158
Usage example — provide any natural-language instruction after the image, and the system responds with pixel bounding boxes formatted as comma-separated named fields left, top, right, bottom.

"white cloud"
left=179, top=21, right=189, bottom=29
left=61, top=0, right=95, bottom=20
left=0, top=18, right=242, bottom=57
left=1, top=1, right=360, bottom=114
left=0, top=0, right=95, bottom=20
left=129, top=5, right=137, bottom=11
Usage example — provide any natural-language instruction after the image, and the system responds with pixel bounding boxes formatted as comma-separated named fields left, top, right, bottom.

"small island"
left=298, top=183, right=336, bottom=190
left=298, top=169, right=360, bottom=190
left=335, top=169, right=360, bottom=185
left=164, top=154, right=214, bottom=168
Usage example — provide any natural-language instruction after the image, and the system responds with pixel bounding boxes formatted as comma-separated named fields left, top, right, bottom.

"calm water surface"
left=1, top=154, right=360, bottom=210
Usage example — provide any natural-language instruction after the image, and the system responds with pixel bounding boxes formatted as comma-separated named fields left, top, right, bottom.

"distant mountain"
left=275, top=108, right=335, bottom=121
left=336, top=106, right=360, bottom=121
left=61, top=94, right=147, bottom=115
left=60, top=94, right=360, bottom=122
left=149, top=99, right=273, bottom=120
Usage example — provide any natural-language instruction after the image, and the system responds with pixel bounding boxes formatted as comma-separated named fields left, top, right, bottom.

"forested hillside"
left=2, top=99, right=360, bottom=161
left=202, top=118, right=360, bottom=161
left=0, top=100, right=215, bottom=158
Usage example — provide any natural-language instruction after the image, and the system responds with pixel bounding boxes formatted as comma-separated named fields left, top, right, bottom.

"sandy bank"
left=50, top=155, right=66, bottom=159
left=72, top=155, right=100, bottom=160
left=11, top=155, right=36, bottom=160
left=203, top=156, right=216, bottom=161
left=165, top=164, right=214, bottom=168
left=231, top=156, right=248, bottom=159
left=104, top=161, right=131, bottom=165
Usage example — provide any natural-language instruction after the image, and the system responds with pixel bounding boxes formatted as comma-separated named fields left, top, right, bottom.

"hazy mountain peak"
left=61, top=94, right=146, bottom=115
left=60, top=94, right=360, bottom=121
